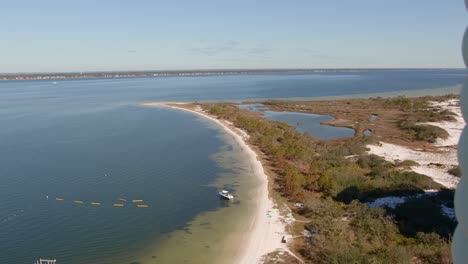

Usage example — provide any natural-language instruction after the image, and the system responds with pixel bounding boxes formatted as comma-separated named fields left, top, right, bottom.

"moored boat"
left=218, top=190, right=234, bottom=200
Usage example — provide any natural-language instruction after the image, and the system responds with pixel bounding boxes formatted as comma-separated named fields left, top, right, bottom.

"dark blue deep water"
left=0, top=69, right=465, bottom=263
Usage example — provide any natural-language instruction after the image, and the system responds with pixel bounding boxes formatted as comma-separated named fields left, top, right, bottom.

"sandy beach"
left=139, top=98, right=464, bottom=262
left=141, top=102, right=298, bottom=264
left=367, top=99, right=464, bottom=189
left=362, top=99, right=463, bottom=221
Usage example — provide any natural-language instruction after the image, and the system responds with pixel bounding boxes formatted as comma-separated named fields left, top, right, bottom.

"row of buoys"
left=52, top=197, right=149, bottom=208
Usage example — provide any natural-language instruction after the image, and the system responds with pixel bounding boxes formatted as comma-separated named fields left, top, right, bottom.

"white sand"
left=140, top=102, right=298, bottom=263
left=367, top=99, right=464, bottom=189
left=367, top=142, right=460, bottom=189
left=366, top=99, right=463, bottom=218
left=422, top=99, right=465, bottom=147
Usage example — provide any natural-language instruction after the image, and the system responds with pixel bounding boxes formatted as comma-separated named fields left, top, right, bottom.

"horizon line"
left=0, top=67, right=465, bottom=75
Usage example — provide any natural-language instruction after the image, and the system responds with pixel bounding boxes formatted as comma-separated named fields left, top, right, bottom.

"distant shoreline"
left=0, top=68, right=464, bottom=81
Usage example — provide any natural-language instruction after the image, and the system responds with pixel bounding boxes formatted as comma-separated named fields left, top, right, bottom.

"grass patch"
left=399, top=122, right=449, bottom=143
left=395, top=159, right=419, bottom=167
left=448, top=165, right=461, bottom=178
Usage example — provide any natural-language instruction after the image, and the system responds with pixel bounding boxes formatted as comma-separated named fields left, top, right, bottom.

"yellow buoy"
left=90, top=202, right=101, bottom=206
left=137, top=204, right=149, bottom=208
left=132, top=199, right=143, bottom=203
left=55, top=198, right=64, bottom=201
left=118, top=198, right=127, bottom=202
left=73, top=200, right=84, bottom=204
left=113, top=203, right=124, bottom=207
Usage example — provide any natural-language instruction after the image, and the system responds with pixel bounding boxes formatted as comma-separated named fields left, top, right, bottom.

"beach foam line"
left=141, top=102, right=296, bottom=263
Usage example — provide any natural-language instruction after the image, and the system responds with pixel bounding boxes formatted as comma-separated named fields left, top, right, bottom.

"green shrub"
left=399, top=122, right=449, bottom=143
left=317, top=174, right=337, bottom=196
left=395, top=160, right=419, bottom=167
left=448, top=165, right=461, bottom=178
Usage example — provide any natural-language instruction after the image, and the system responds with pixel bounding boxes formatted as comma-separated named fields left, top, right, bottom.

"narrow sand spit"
left=140, top=102, right=299, bottom=264
left=367, top=99, right=463, bottom=189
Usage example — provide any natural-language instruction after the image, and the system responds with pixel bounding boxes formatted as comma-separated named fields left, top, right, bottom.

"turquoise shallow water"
left=0, top=70, right=465, bottom=263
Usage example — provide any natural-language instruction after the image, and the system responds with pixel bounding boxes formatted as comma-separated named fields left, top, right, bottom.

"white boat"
left=34, top=259, right=56, bottom=264
left=218, top=190, right=234, bottom=200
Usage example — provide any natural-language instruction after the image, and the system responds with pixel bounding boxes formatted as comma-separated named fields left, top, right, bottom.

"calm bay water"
left=238, top=104, right=355, bottom=140
left=263, top=111, right=355, bottom=140
left=0, top=69, right=465, bottom=263
left=0, top=107, right=230, bottom=263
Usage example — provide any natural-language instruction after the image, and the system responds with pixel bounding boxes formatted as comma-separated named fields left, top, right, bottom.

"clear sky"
left=1, top=0, right=466, bottom=72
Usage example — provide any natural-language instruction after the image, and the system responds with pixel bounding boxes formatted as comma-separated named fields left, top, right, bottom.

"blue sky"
left=1, top=0, right=466, bottom=72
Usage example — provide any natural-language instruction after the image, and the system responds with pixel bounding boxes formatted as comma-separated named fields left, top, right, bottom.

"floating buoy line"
left=49, top=197, right=149, bottom=208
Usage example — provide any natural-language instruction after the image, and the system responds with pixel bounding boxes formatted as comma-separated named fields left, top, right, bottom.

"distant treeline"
left=0, top=68, right=460, bottom=81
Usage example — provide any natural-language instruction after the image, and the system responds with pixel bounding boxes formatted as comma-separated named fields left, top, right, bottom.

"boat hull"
left=218, top=193, right=234, bottom=200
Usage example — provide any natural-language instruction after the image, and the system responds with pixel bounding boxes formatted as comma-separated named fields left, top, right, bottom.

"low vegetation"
left=399, top=122, right=449, bottom=143
left=383, top=96, right=456, bottom=122
left=448, top=165, right=462, bottom=178
left=202, top=96, right=456, bottom=263
left=384, top=96, right=453, bottom=142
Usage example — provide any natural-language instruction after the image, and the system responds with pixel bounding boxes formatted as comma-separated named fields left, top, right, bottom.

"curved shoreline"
left=140, top=102, right=293, bottom=263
